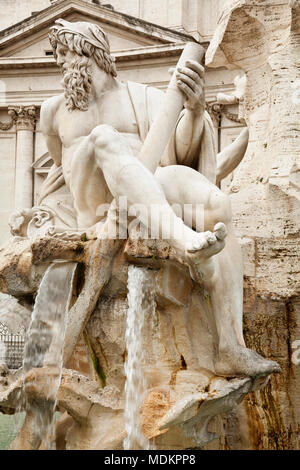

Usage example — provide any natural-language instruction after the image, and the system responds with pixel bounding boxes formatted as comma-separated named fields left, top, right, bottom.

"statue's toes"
left=258, top=357, right=281, bottom=375
left=214, top=222, right=227, bottom=241
left=204, top=231, right=217, bottom=245
left=186, top=235, right=208, bottom=253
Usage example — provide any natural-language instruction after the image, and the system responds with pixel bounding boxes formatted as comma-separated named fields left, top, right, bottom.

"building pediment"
left=0, top=0, right=193, bottom=58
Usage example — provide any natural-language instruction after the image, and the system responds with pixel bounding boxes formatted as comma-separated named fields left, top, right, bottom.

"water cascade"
left=19, top=261, right=77, bottom=449
left=123, top=265, right=156, bottom=450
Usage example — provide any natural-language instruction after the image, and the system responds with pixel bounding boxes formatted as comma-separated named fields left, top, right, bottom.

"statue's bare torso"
left=47, top=82, right=144, bottom=227
left=38, top=24, right=280, bottom=380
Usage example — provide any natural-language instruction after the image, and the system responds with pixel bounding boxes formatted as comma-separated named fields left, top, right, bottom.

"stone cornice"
left=0, top=44, right=185, bottom=69
left=0, top=83, right=236, bottom=110
left=7, top=106, right=39, bottom=131
left=0, top=41, right=210, bottom=70
left=0, top=57, right=56, bottom=69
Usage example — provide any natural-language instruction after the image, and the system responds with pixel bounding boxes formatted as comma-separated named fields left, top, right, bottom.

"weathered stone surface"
left=0, top=238, right=277, bottom=449
left=206, top=0, right=300, bottom=450
left=0, top=236, right=85, bottom=298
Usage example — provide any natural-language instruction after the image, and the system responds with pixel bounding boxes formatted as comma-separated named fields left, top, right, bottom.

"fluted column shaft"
left=8, top=106, right=38, bottom=210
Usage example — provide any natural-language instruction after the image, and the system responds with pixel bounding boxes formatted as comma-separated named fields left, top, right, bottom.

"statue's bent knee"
left=210, top=190, right=232, bottom=225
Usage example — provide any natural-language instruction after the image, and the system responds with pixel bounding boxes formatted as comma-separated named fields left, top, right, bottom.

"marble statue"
left=27, top=18, right=277, bottom=378
left=0, top=17, right=283, bottom=450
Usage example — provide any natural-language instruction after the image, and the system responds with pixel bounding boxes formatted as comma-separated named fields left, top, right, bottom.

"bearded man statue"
left=14, top=18, right=279, bottom=378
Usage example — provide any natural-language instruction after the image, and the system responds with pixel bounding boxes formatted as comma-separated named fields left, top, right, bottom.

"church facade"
left=0, top=0, right=244, bottom=243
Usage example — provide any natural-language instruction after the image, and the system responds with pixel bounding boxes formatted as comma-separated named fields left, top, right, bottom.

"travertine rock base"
left=0, top=236, right=273, bottom=450
left=206, top=0, right=300, bottom=449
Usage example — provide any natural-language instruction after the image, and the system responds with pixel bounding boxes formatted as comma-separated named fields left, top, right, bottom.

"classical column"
left=8, top=106, right=38, bottom=210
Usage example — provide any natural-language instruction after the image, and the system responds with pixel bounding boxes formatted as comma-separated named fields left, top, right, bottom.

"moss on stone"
left=83, top=329, right=106, bottom=388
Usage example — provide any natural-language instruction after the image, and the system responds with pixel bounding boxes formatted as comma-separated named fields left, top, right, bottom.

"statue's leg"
left=155, top=165, right=281, bottom=378
left=70, top=124, right=225, bottom=265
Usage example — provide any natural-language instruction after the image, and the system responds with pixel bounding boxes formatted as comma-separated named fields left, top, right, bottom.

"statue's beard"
left=61, top=57, right=92, bottom=112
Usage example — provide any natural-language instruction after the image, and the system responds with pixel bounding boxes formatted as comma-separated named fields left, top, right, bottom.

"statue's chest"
left=57, top=93, right=138, bottom=147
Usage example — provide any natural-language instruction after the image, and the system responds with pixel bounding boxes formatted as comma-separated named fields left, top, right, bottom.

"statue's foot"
left=185, top=222, right=227, bottom=281
left=215, top=345, right=281, bottom=379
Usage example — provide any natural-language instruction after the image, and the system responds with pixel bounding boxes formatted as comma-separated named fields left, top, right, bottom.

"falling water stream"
left=123, top=265, right=156, bottom=450
left=18, top=261, right=77, bottom=449
left=16, top=260, right=155, bottom=449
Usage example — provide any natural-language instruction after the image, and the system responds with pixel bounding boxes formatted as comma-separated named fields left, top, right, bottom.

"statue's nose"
left=57, top=55, right=64, bottom=67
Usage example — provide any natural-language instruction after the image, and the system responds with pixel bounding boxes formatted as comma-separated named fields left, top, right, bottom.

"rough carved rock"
left=206, top=0, right=300, bottom=449
left=0, top=236, right=276, bottom=449
left=0, top=236, right=85, bottom=298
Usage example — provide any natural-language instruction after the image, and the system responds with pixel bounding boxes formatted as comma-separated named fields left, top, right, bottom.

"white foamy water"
left=18, top=261, right=77, bottom=449
left=123, top=265, right=156, bottom=450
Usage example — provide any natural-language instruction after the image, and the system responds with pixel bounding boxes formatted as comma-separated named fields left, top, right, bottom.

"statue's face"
left=55, top=43, right=77, bottom=71
left=55, top=41, right=93, bottom=111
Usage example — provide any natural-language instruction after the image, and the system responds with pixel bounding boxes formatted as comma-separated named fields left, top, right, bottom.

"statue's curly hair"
left=49, top=28, right=117, bottom=77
